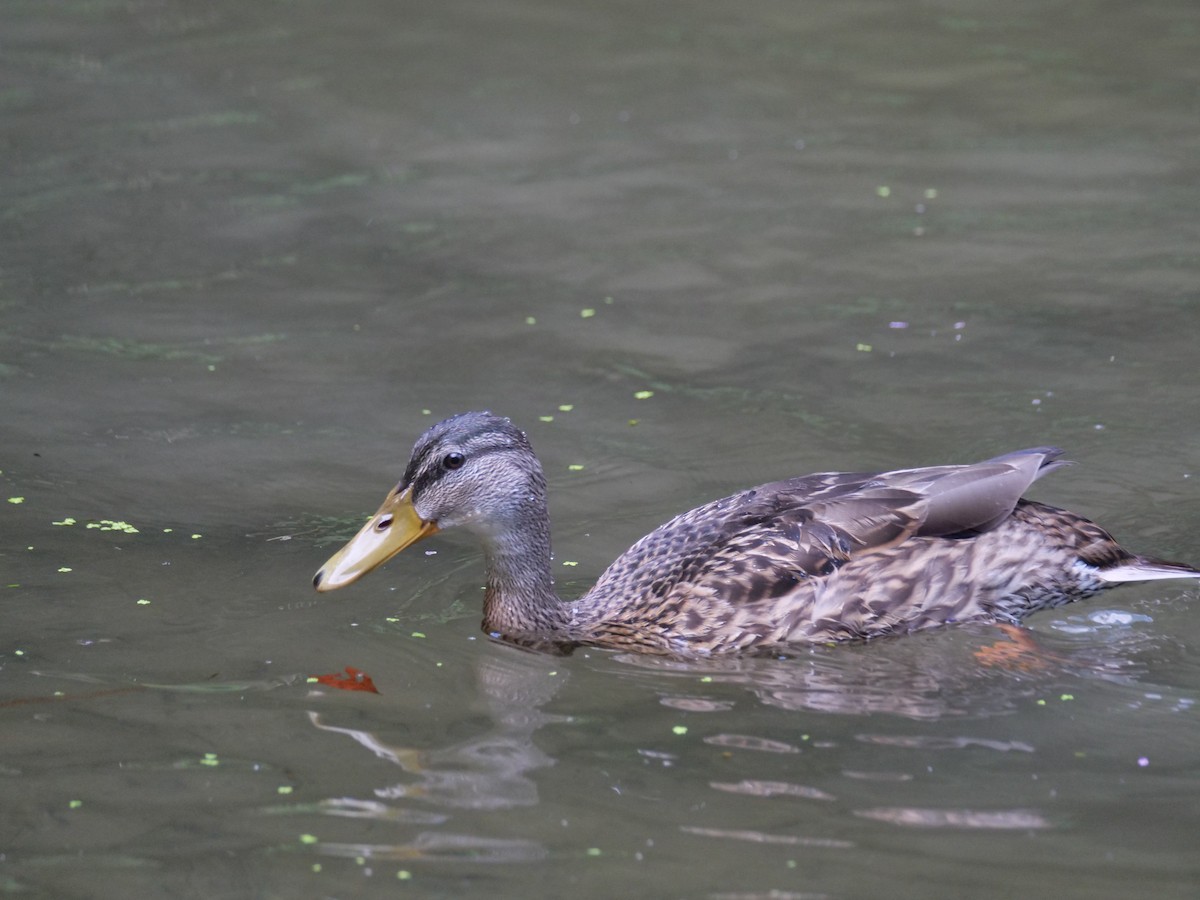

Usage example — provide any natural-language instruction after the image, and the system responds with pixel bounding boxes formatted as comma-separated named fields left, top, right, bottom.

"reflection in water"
left=305, top=648, right=565, bottom=863
left=614, top=620, right=1171, bottom=720
left=613, top=642, right=993, bottom=719
left=294, top=617, right=1176, bottom=869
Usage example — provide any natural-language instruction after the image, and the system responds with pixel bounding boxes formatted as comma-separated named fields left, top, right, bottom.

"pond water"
left=3, top=0, right=1199, bottom=897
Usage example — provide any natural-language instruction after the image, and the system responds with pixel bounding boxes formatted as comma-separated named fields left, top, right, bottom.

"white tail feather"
left=1097, top=564, right=1200, bottom=584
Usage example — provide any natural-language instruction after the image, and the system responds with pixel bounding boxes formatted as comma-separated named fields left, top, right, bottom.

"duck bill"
left=313, top=486, right=438, bottom=592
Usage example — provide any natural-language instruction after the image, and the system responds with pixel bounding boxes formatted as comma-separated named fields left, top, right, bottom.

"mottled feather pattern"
left=564, top=449, right=1193, bottom=653
left=573, top=500, right=1142, bottom=654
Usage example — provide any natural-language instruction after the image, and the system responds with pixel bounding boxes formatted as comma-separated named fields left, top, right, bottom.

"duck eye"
left=442, top=452, right=465, bottom=470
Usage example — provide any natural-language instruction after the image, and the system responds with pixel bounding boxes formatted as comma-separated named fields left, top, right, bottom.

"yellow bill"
left=313, top=486, right=438, bottom=591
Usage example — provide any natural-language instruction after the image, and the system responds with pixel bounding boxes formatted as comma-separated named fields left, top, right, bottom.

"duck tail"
left=1096, top=555, right=1200, bottom=584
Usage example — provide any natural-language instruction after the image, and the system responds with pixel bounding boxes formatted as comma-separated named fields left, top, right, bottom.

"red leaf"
left=310, top=666, right=379, bottom=693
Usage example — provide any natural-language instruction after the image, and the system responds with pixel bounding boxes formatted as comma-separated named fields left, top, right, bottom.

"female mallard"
left=314, top=412, right=1198, bottom=655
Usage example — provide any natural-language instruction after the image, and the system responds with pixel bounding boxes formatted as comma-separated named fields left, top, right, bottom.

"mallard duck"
left=313, top=412, right=1198, bottom=655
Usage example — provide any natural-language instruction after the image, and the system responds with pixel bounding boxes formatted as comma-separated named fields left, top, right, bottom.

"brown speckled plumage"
left=314, top=412, right=1199, bottom=656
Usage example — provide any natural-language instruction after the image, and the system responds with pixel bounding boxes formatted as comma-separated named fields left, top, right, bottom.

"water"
left=3, top=0, right=1199, bottom=897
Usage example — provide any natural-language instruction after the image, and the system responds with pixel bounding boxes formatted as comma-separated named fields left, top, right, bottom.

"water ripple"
left=660, top=696, right=738, bottom=712
left=709, top=779, right=836, bottom=802
left=855, top=734, right=1034, bottom=752
left=682, top=826, right=854, bottom=849
left=703, top=733, right=802, bottom=753
left=854, top=807, right=1051, bottom=829
left=318, top=797, right=448, bottom=825
left=316, top=832, right=548, bottom=863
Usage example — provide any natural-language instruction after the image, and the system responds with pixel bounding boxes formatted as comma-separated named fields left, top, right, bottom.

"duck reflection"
left=611, top=620, right=1161, bottom=720
left=305, top=646, right=564, bottom=864
left=300, top=613, right=1168, bottom=866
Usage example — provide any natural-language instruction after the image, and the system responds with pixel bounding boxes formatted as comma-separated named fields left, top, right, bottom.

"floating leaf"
left=310, top=667, right=379, bottom=693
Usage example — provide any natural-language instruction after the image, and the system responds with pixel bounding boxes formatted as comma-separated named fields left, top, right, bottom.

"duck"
left=313, top=411, right=1199, bottom=655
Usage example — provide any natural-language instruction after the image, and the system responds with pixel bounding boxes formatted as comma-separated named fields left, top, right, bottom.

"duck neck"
left=479, top=505, right=569, bottom=637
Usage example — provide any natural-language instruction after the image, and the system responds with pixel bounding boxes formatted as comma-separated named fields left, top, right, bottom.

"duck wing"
left=582, top=448, right=1066, bottom=627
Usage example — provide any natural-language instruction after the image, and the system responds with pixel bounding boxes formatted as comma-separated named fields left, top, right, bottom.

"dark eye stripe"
left=407, top=444, right=510, bottom=500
